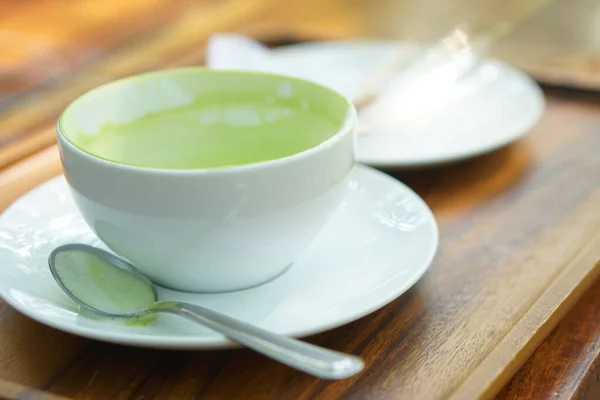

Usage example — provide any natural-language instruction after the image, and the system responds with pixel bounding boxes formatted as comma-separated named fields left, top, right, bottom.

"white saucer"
left=0, top=165, right=438, bottom=349
left=207, top=37, right=546, bottom=167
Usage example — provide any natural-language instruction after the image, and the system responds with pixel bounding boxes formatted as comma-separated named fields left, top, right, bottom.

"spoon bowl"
left=48, top=243, right=364, bottom=380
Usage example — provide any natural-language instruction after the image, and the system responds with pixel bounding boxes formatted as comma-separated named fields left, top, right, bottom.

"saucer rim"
left=0, top=164, right=438, bottom=349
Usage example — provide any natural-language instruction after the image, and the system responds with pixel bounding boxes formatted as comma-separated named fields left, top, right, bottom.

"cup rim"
left=57, top=67, right=356, bottom=176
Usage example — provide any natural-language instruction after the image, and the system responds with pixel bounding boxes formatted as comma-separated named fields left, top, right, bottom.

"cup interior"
left=58, top=68, right=353, bottom=170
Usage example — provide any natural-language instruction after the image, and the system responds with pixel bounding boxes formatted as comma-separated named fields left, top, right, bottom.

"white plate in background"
left=207, top=36, right=546, bottom=167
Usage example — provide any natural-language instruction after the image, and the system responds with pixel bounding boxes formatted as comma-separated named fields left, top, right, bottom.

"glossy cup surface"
left=57, top=68, right=356, bottom=292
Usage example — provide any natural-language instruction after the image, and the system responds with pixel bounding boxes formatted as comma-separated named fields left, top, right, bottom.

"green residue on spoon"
left=124, top=313, right=158, bottom=326
left=54, top=249, right=157, bottom=324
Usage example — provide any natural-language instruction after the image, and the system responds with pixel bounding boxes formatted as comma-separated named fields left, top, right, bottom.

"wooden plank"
left=0, top=0, right=279, bottom=144
left=452, top=228, right=600, bottom=399
left=0, top=145, right=61, bottom=211
left=0, top=127, right=55, bottom=170
left=0, top=378, right=71, bottom=400
left=496, top=275, right=600, bottom=399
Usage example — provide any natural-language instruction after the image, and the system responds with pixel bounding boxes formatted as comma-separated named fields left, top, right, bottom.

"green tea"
left=77, top=100, right=338, bottom=170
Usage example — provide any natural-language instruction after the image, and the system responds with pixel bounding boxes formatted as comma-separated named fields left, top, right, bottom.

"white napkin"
left=205, top=33, right=389, bottom=102
left=206, top=33, right=275, bottom=72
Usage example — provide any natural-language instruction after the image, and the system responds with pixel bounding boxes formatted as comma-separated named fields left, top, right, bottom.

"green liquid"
left=77, top=101, right=338, bottom=170
left=54, top=250, right=156, bottom=316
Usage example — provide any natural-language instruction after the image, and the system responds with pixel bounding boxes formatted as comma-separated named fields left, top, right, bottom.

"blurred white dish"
left=207, top=36, right=545, bottom=167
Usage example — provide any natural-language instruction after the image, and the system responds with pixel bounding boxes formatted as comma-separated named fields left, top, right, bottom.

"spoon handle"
left=155, top=301, right=364, bottom=379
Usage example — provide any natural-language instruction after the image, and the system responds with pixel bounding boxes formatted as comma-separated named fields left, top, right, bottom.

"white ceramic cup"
left=57, top=68, right=356, bottom=292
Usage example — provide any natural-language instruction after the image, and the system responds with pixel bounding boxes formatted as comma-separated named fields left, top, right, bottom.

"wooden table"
left=1, top=1, right=599, bottom=399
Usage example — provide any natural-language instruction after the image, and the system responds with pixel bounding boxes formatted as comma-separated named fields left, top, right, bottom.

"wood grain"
left=0, top=145, right=60, bottom=212
left=0, top=378, right=71, bottom=400
left=1, top=1, right=600, bottom=399
left=0, top=0, right=278, bottom=151
left=0, top=127, right=56, bottom=170
left=496, top=275, right=600, bottom=399
left=452, top=228, right=600, bottom=399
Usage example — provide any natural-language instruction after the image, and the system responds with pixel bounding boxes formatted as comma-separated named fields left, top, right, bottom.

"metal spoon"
left=48, top=243, right=364, bottom=380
